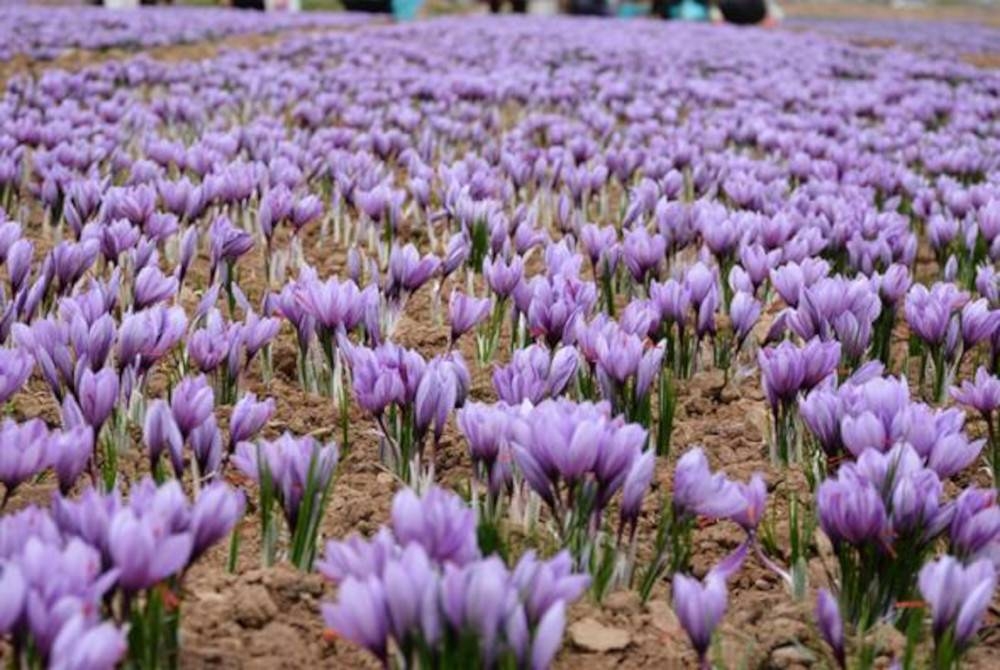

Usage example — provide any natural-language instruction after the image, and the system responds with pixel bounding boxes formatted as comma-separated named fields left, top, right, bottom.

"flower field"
left=0, top=9, right=999, bottom=670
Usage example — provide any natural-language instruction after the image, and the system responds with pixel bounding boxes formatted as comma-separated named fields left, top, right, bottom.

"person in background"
left=656, top=0, right=708, bottom=20
left=223, top=0, right=266, bottom=10
left=715, top=0, right=765, bottom=24
left=489, top=0, right=527, bottom=13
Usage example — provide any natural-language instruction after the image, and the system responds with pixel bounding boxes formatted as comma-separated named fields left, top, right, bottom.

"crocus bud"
left=815, top=589, right=845, bottom=668
left=144, top=399, right=184, bottom=478
left=672, top=571, right=728, bottom=663
left=75, top=366, right=119, bottom=433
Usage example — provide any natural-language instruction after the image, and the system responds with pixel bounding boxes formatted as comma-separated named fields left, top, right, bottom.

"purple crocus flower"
left=622, top=227, right=666, bottom=284
left=448, top=291, right=492, bottom=343
left=816, top=467, right=886, bottom=546
left=483, top=255, right=524, bottom=298
left=492, top=345, right=578, bottom=405
left=530, top=600, right=566, bottom=670
left=414, top=355, right=464, bottom=444
left=388, top=243, right=440, bottom=297
left=7, top=238, right=34, bottom=295
left=729, top=291, right=761, bottom=346
left=0, top=561, right=25, bottom=633
left=48, top=423, right=95, bottom=495
left=951, top=367, right=1000, bottom=415
left=757, top=341, right=806, bottom=411
left=926, top=432, right=984, bottom=479
left=170, top=375, right=214, bottom=439
left=186, top=309, right=233, bottom=375
left=672, top=448, right=744, bottom=520
left=209, top=215, right=254, bottom=270
left=919, top=556, right=997, bottom=647
left=0, top=419, right=48, bottom=507
left=49, top=616, right=126, bottom=670
left=391, top=486, right=480, bottom=566
left=905, top=283, right=969, bottom=347
left=620, top=449, right=655, bottom=531
left=322, top=575, right=390, bottom=662
left=457, top=401, right=512, bottom=497
left=949, top=488, right=1000, bottom=561
left=672, top=571, right=728, bottom=666
left=815, top=589, right=845, bottom=668
left=190, top=482, right=244, bottom=561
left=229, top=393, right=276, bottom=450
left=108, top=506, right=192, bottom=593
left=731, top=472, right=767, bottom=532
left=143, top=399, right=184, bottom=478
left=650, top=278, right=691, bottom=329
left=0, top=346, right=34, bottom=405
left=380, top=543, right=438, bottom=644
left=74, top=366, right=118, bottom=433
left=232, top=432, right=338, bottom=529
left=290, top=194, right=324, bottom=234
left=132, top=266, right=178, bottom=311
left=960, top=298, right=1000, bottom=352
left=295, top=276, right=365, bottom=335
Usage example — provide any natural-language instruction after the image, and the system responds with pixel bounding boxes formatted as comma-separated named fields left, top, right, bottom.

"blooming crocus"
left=951, top=367, right=1000, bottom=415
left=295, top=275, right=365, bottom=335
left=492, top=345, right=578, bottom=405
left=672, top=447, right=744, bottom=520
left=0, top=561, right=25, bottom=633
left=1, top=419, right=50, bottom=504
left=232, top=432, right=338, bottom=531
left=322, top=576, right=390, bottom=662
left=816, top=468, right=886, bottom=546
left=209, top=215, right=254, bottom=274
left=622, top=227, right=666, bottom=284
left=170, top=375, right=214, bottom=439
left=483, top=256, right=523, bottom=298
left=75, top=366, right=118, bottom=433
left=457, top=402, right=512, bottom=496
left=949, top=488, right=1000, bottom=560
left=108, top=506, right=193, bottom=593
left=132, top=265, right=177, bottom=310
left=960, top=299, right=1000, bottom=352
left=143, top=399, right=184, bottom=478
left=257, top=184, right=292, bottom=240
left=672, top=571, right=727, bottom=667
left=757, top=341, right=806, bottom=412
left=392, top=486, right=480, bottom=567
left=448, top=291, right=491, bottom=343
left=919, top=556, right=997, bottom=648
left=815, top=589, right=845, bottom=668
left=49, top=616, right=126, bottom=670
left=48, top=423, right=94, bottom=495
left=7, top=238, right=34, bottom=295
left=190, top=482, right=244, bottom=560
left=0, top=346, right=33, bottom=404
left=185, top=415, right=221, bottom=481
left=620, top=449, right=654, bottom=532
left=291, top=194, right=324, bottom=233
left=905, top=283, right=968, bottom=347
left=414, top=355, right=466, bottom=446
left=731, top=473, right=767, bottom=533
left=729, top=291, right=760, bottom=346
left=530, top=600, right=566, bottom=670
left=229, top=393, right=275, bottom=450
left=388, top=243, right=440, bottom=298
